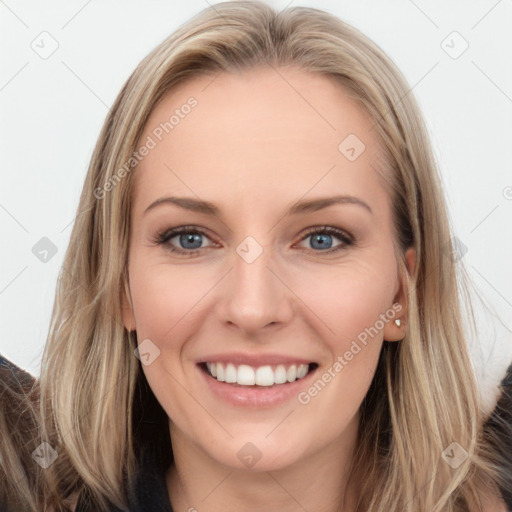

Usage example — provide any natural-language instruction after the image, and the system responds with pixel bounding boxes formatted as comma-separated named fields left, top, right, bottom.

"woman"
left=1, top=2, right=510, bottom=510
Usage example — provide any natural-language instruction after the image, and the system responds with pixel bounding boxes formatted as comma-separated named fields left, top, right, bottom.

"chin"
left=208, top=434, right=306, bottom=473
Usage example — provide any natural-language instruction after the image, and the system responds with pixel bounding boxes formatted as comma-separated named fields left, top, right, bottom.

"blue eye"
left=174, top=232, right=204, bottom=250
left=155, top=227, right=215, bottom=255
left=298, top=226, right=353, bottom=252
left=154, top=225, right=353, bottom=256
left=310, top=232, right=335, bottom=250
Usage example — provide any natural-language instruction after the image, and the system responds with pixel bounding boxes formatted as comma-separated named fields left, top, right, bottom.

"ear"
left=120, top=271, right=136, bottom=332
left=383, top=246, right=416, bottom=342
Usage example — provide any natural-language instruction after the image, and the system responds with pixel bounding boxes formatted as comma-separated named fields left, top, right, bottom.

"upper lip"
left=197, top=353, right=316, bottom=367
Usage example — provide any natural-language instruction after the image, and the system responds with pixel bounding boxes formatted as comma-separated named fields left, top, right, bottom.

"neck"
left=166, top=414, right=359, bottom=512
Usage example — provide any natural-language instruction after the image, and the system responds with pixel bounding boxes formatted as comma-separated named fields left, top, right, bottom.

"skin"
left=122, top=66, right=416, bottom=512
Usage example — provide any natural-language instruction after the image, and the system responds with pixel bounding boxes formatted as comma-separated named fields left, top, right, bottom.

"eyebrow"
left=143, top=194, right=373, bottom=217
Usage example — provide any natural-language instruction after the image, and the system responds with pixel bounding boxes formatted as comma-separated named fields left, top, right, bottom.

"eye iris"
left=311, top=233, right=332, bottom=250
left=168, top=229, right=342, bottom=252
left=180, top=233, right=202, bottom=249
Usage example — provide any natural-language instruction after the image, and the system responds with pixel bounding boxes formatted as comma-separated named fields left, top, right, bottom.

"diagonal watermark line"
left=61, top=61, right=110, bottom=110
left=9, top=257, right=231, bottom=493
left=400, top=470, right=438, bottom=512
left=400, top=397, right=444, bottom=446
left=201, top=69, right=224, bottom=92
left=0, top=62, right=29, bottom=92
left=164, top=267, right=234, bottom=337
left=162, top=366, right=234, bottom=438
left=266, top=472, right=311, bottom=512
left=163, top=163, right=233, bottom=234
left=202, top=0, right=307, bottom=124
left=12, top=363, right=136, bottom=496
left=265, top=266, right=336, bottom=335
left=471, top=61, right=512, bottom=104
left=0, top=202, right=29, bottom=232
left=203, top=0, right=231, bottom=23
left=407, top=0, right=439, bottom=29
left=371, top=61, right=439, bottom=131
left=469, top=204, right=499, bottom=233
left=200, top=470, right=233, bottom=502
left=0, top=0, right=29, bottom=28
left=267, top=63, right=336, bottom=130
left=471, top=0, right=503, bottom=30
left=265, top=409, right=295, bottom=437
left=60, top=203, right=95, bottom=233
left=266, top=164, right=337, bottom=234
left=471, top=265, right=512, bottom=308
left=0, top=265, right=28, bottom=294
left=61, top=0, right=93, bottom=29
left=60, top=264, right=127, bottom=333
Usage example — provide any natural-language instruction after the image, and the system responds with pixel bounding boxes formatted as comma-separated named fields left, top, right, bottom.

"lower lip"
left=197, top=364, right=318, bottom=408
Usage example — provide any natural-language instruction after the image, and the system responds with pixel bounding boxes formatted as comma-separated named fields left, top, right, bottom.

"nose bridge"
left=219, top=236, right=292, bottom=332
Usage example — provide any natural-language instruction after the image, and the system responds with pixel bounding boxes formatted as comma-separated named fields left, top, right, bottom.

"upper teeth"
left=206, top=362, right=309, bottom=386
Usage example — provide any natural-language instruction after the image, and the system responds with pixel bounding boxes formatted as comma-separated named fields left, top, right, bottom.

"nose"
left=216, top=244, right=294, bottom=336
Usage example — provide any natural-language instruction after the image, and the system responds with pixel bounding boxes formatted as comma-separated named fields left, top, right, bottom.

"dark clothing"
left=74, top=352, right=176, bottom=512
left=1, top=354, right=511, bottom=511
left=483, top=362, right=512, bottom=509
left=75, top=446, right=174, bottom=512
left=0, top=356, right=41, bottom=512
left=0, top=356, right=34, bottom=390
left=0, top=354, right=175, bottom=512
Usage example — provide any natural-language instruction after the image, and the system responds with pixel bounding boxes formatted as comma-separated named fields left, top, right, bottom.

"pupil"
left=312, top=234, right=332, bottom=250
left=177, top=233, right=334, bottom=251
left=181, top=233, right=202, bottom=249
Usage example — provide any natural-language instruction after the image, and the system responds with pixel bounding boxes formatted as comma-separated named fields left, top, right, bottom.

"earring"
left=394, top=318, right=401, bottom=327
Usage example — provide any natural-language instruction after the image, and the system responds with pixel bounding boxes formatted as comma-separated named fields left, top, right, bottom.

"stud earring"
left=394, top=318, right=401, bottom=327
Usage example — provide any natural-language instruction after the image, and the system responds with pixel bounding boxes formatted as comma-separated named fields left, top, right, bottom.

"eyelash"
left=153, top=225, right=355, bottom=257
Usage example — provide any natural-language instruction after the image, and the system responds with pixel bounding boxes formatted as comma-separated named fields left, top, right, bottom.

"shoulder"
left=0, top=354, right=36, bottom=391
left=0, top=355, right=37, bottom=419
left=0, top=355, right=39, bottom=511
left=482, top=362, right=512, bottom=510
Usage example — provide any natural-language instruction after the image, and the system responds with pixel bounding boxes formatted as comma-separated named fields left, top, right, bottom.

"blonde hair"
left=22, top=1, right=506, bottom=510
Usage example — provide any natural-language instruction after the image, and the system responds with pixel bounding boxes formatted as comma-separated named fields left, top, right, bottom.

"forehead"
left=132, top=66, right=390, bottom=220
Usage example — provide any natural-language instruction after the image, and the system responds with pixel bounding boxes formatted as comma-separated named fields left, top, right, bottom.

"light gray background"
left=1, top=0, right=511, bottom=410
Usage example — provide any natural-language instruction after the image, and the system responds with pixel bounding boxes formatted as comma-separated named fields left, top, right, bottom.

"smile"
left=201, top=362, right=318, bottom=387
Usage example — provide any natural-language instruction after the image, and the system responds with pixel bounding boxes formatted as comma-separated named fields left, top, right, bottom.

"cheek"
left=129, top=259, right=212, bottom=342
left=292, top=260, right=393, bottom=425
left=290, top=254, right=397, bottom=348
left=128, top=260, right=210, bottom=422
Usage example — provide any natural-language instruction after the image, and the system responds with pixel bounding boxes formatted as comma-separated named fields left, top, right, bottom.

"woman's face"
left=123, top=66, right=414, bottom=471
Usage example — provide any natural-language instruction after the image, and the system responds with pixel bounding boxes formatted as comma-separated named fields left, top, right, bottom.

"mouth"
left=198, top=361, right=319, bottom=387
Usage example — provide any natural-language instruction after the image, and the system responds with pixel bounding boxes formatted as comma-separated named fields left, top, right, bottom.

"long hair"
left=0, top=357, right=42, bottom=511
left=23, top=1, right=507, bottom=510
